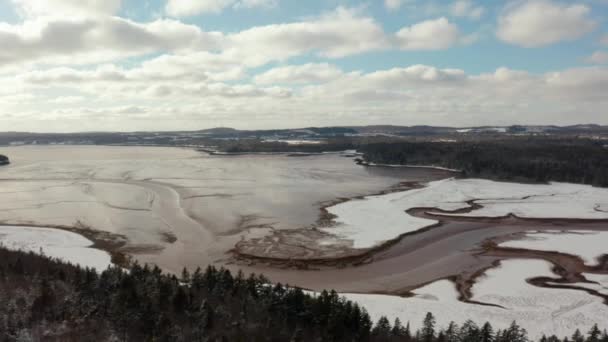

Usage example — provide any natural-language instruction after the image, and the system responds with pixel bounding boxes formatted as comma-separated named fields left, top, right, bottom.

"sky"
left=0, top=0, right=607, bottom=132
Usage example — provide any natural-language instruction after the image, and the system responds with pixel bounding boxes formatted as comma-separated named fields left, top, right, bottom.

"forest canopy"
left=0, top=247, right=606, bottom=341
left=359, top=139, right=608, bottom=187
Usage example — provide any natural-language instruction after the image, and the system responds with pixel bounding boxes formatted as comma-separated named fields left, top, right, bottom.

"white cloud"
left=395, top=17, right=461, bottom=50
left=3, top=64, right=608, bottom=130
left=0, top=6, right=468, bottom=71
left=601, top=34, right=608, bottom=46
left=384, top=0, right=403, bottom=11
left=254, top=63, right=343, bottom=84
left=0, top=17, right=223, bottom=67
left=586, top=51, right=608, bottom=64
left=544, top=67, right=608, bottom=100
left=234, top=0, right=277, bottom=9
left=11, top=0, right=121, bottom=18
left=451, top=0, right=484, bottom=20
left=228, top=7, right=388, bottom=62
left=497, top=0, right=597, bottom=47
left=50, top=96, right=86, bottom=104
left=363, top=65, right=467, bottom=87
left=166, top=0, right=234, bottom=16
left=2, top=2, right=606, bottom=131
left=165, top=0, right=277, bottom=16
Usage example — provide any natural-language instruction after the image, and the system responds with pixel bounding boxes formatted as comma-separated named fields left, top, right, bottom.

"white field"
left=340, top=259, right=608, bottom=339
left=499, top=231, right=608, bottom=266
left=323, top=178, right=608, bottom=248
left=364, top=163, right=461, bottom=172
left=0, top=225, right=112, bottom=271
left=578, top=274, right=608, bottom=295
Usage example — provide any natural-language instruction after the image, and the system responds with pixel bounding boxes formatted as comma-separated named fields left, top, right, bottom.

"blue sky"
left=0, top=0, right=607, bottom=131
left=113, top=0, right=608, bottom=74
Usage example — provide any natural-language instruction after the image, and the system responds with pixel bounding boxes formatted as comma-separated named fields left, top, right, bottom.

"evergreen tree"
left=480, top=322, right=494, bottom=342
left=371, top=316, right=391, bottom=340
left=588, top=325, right=602, bottom=342
left=444, top=322, right=459, bottom=342
left=422, top=312, right=436, bottom=342
left=391, top=318, right=407, bottom=338
left=572, top=329, right=585, bottom=342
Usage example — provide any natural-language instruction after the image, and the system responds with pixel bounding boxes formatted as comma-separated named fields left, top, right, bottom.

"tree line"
left=0, top=247, right=606, bottom=341
left=358, top=139, right=608, bottom=187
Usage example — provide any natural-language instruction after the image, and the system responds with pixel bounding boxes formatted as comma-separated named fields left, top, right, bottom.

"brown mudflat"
left=228, top=185, right=608, bottom=301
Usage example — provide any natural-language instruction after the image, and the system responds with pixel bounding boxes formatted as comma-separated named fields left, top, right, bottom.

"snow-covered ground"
left=363, top=163, right=461, bottom=172
left=547, top=273, right=608, bottom=296
left=323, top=178, right=608, bottom=249
left=578, top=273, right=608, bottom=295
left=499, top=231, right=608, bottom=266
left=262, top=139, right=324, bottom=145
left=339, top=259, right=608, bottom=339
left=0, top=226, right=113, bottom=271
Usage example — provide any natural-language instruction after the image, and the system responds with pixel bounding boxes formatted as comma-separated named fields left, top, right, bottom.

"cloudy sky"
left=0, top=0, right=607, bottom=132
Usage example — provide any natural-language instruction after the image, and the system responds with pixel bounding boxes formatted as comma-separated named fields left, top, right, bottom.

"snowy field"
left=0, top=226, right=112, bottom=271
left=323, top=178, right=608, bottom=248
left=499, top=231, right=608, bottom=266
left=547, top=273, right=608, bottom=296
left=339, top=259, right=608, bottom=339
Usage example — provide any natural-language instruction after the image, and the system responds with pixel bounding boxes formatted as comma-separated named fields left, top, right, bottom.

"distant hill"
left=197, top=127, right=240, bottom=135
left=1, top=124, right=607, bottom=147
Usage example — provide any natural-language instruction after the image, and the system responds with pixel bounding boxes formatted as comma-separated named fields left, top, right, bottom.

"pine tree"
left=371, top=316, right=391, bottom=340
left=181, top=267, right=191, bottom=285
left=460, top=320, right=480, bottom=342
left=422, top=312, right=436, bottom=342
left=480, top=322, right=494, bottom=342
left=444, top=322, right=459, bottom=342
left=572, top=329, right=585, bottom=342
left=500, top=321, right=528, bottom=342
left=391, top=318, right=407, bottom=338
left=588, top=325, right=602, bottom=342
left=403, top=322, right=412, bottom=342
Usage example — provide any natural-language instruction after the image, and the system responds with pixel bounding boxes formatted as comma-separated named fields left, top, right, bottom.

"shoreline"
left=0, top=223, right=130, bottom=267
left=233, top=179, right=608, bottom=265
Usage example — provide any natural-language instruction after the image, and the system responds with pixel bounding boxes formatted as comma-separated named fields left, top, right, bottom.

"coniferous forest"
left=0, top=247, right=606, bottom=341
left=359, top=139, right=608, bottom=187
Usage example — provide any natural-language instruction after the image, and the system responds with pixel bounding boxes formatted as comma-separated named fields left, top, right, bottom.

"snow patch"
left=338, top=259, right=608, bottom=339
left=0, top=226, right=113, bottom=271
left=499, top=231, right=608, bottom=266
left=322, top=178, right=608, bottom=249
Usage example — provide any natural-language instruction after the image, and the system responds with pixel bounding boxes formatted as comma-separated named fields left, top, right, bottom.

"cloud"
left=165, top=0, right=277, bottom=16
left=497, top=0, right=597, bottom=47
left=395, top=17, right=461, bottom=50
left=0, top=5, right=470, bottom=71
left=4, top=63, right=608, bottom=130
left=228, top=7, right=388, bottom=61
left=586, top=51, right=608, bottom=64
left=384, top=0, right=404, bottom=11
left=234, top=0, right=277, bottom=9
left=450, top=0, right=485, bottom=20
left=254, top=63, right=343, bottom=84
left=363, top=65, right=467, bottom=87
left=11, top=0, right=121, bottom=17
left=0, top=17, right=223, bottom=67
left=601, top=34, right=608, bottom=46
left=544, top=67, right=608, bottom=100
left=50, top=96, right=86, bottom=104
